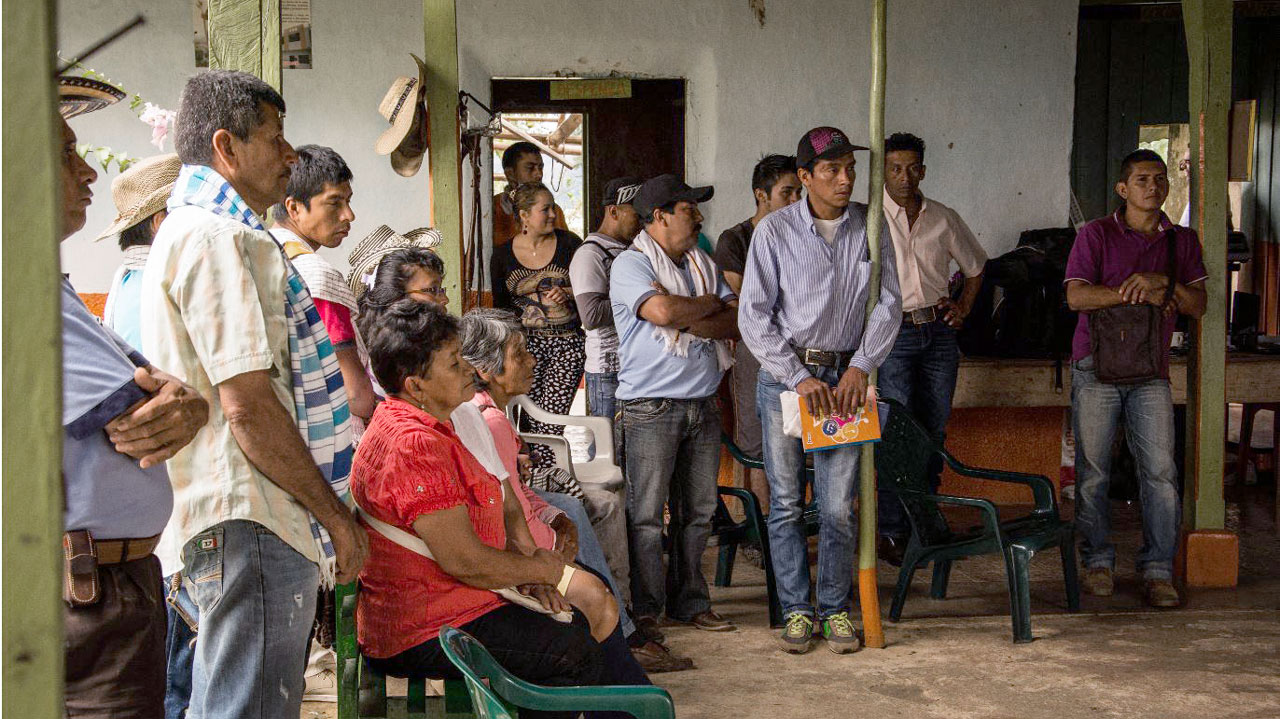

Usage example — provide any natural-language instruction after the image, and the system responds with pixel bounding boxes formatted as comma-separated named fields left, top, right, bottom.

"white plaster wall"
left=60, top=0, right=1077, bottom=291
left=459, top=0, right=1078, bottom=260
left=59, top=0, right=428, bottom=291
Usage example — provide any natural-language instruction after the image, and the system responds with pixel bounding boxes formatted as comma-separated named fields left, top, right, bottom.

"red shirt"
left=351, top=398, right=507, bottom=658
left=312, top=298, right=357, bottom=349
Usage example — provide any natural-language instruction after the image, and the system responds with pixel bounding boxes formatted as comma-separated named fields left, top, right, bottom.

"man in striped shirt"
left=739, top=126, right=902, bottom=655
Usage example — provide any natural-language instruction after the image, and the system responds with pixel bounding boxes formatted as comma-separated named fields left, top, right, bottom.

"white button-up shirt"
left=142, top=204, right=319, bottom=575
left=882, top=188, right=987, bottom=312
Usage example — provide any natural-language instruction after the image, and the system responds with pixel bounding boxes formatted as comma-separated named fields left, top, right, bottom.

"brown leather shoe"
left=676, top=610, right=736, bottom=632
left=633, top=615, right=665, bottom=644
left=1144, top=579, right=1180, bottom=608
left=631, top=641, right=695, bottom=673
left=1082, top=567, right=1114, bottom=597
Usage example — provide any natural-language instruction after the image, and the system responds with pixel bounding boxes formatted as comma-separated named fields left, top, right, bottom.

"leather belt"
left=92, top=534, right=161, bottom=565
left=903, top=306, right=938, bottom=325
left=793, top=346, right=856, bottom=368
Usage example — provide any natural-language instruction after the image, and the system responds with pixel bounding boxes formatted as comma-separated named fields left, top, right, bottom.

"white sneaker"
left=304, top=668, right=337, bottom=702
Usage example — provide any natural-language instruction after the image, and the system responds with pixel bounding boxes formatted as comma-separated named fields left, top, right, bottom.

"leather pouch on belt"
left=63, top=530, right=100, bottom=607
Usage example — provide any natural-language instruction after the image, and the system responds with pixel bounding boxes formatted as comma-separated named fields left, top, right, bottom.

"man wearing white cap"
left=99, top=153, right=181, bottom=350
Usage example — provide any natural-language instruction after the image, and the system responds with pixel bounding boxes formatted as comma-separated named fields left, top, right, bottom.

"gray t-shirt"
left=569, top=233, right=629, bottom=374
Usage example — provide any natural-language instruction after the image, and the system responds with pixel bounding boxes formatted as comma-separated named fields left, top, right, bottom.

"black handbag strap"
left=1161, top=228, right=1178, bottom=306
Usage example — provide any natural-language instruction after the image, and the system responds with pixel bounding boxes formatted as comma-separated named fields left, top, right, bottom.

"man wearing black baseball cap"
left=611, top=173, right=739, bottom=636
left=739, top=126, right=902, bottom=654
left=571, top=176, right=644, bottom=425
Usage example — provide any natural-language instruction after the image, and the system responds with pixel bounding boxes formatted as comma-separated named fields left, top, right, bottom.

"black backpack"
left=958, top=227, right=1077, bottom=360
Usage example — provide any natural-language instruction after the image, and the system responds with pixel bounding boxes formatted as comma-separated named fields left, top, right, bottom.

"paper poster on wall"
left=282, top=0, right=313, bottom=69
left=193, top=0, right=209, bottom=67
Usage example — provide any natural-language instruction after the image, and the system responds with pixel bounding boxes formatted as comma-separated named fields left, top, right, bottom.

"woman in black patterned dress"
left=490, top=182, right=585, bottom=436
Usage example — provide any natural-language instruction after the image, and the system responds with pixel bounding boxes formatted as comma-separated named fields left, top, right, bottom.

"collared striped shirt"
left=737, top=198, right=903, bottom=389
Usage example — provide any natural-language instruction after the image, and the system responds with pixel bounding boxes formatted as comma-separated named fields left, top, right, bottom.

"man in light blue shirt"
left=99, top=153, right=181, bottom=350
left=611, top=174, right=739, bottom=638
left=739, top=126, right=902, bottom=654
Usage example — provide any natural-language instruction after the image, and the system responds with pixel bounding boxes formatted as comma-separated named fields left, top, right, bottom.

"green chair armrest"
left=489, top=675, right=676, bottom=719
left=940, top=454, right=1058, bottom=513
left=717, top=485, right=761, bottom=512
left=721, top=433, right=765, bottom=471
left=927, top=494, right=1004, bottom=544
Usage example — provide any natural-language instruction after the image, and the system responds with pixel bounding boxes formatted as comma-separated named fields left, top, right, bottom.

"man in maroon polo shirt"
left=1064, top=148, right=1208, bottom=608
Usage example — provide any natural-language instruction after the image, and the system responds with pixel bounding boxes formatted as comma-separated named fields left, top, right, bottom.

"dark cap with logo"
left=796, top=126, right=868, bottom=170
left=602, top=176, right=643, bottom=207
left=634, top=174, right=714, bottom=221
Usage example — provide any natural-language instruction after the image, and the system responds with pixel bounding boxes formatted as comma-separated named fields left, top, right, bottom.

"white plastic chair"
left=506, top=395, right=623, bottom=492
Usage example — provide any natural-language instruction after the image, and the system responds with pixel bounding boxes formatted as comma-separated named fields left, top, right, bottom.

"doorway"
left=490, top=78, right=686, bottom=233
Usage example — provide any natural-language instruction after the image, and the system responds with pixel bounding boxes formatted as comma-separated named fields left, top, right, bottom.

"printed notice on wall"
left=281, top=0, right=313, bottom=69
left=193, top=0, right=209, bottom=67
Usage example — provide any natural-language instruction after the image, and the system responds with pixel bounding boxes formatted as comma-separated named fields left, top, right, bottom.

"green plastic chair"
left=874, top=398, right=1080, bottom=643
left=335, top=582, right=474, bottom=719
left=439, top=625, right=676, bottom=719
left=713, top=435, right=819, bottom=628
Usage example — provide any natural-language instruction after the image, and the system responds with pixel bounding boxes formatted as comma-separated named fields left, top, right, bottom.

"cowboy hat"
left=58, top=76, right=126, bottom=120
left=346, top=224, right=417, bottom=297
left=96, top=153, right=182, bottom=241
left=403, top=226, right=442, bottom=251
left=375, top=54, right=429, bottom=177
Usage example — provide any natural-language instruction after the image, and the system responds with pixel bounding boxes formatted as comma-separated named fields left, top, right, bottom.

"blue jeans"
left=536, top=489, right=636, bottom=639
left=586, top=371, right=619, bottom=421
left=164, top=574, right=199, bottom=719
left=621, top=396, right=720, bottom=620
left=876, top=320, right=960, bottom=537
left=182, top=520, right=319, bottom=719
left=585, top=371, right=619, bottom=461
left=1071, top=357, right=1180, bottom=581
left=758, top=367, right=861, bottom=619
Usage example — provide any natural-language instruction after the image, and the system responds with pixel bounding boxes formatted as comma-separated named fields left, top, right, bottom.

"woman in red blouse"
left=352, top=300, right=646, bottom=716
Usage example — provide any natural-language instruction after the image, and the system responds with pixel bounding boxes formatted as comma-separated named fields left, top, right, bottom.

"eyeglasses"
left=407, top=287, right=448, bottom=298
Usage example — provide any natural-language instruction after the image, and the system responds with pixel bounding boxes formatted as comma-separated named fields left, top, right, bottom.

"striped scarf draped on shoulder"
left=170, top=164, right=353, bottom=587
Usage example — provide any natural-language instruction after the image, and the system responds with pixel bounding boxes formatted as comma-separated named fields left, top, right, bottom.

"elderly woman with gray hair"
left=460, top=309, right=693, bottom=673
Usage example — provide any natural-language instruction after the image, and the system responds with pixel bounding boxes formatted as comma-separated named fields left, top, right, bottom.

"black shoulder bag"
left=1087, top=229, right=1177, bottom=384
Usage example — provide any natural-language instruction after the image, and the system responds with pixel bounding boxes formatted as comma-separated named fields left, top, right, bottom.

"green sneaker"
left=778, top=612, right=814, bottom=654
left=821, top=611, right=862, bottom=654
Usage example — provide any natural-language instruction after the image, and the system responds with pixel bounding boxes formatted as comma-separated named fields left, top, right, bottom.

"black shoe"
left=633, top=615, right=665, bottom=644
left=877, top=535, right=908, bottom=567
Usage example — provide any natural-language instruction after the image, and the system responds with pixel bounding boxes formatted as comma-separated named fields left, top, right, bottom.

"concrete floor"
left=304, top=486, right=1280, bottom=719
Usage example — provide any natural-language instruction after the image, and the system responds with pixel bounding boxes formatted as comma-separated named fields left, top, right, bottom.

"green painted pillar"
left=858, top=0, right=887, bottom=650
left=2, top=0, right=65, bottom=716
left=422, top=0, right=463, bottom=310
left=1181, top=0, right=1230, bottom=531
left=207, top=0, right=282, bottom=91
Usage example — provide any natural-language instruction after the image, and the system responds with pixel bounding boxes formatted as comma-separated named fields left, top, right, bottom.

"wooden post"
left=1180, top=0, right=1237, bottom=587
left=858, top=0, right=887, bottom=649
left=422, top=0, right=464, bottom=309
left=2, top=0, right=65, bottom=716
left=206, top=0, right=282, bottom=91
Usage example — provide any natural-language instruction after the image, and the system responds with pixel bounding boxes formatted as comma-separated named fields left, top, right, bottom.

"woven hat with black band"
left=346, top=225, right=419, bottom=298
left=96, top=153, right=182, bottom=241
left=375, top=54, right=429, bottom=177
left=58, top=76, right=126, bottom=119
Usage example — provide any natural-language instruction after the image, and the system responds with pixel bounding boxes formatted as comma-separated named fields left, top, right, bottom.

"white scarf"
left=631, top=230, right=734, bottom=372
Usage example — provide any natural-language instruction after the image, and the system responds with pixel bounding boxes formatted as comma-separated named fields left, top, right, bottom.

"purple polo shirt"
left=1064, top=208, right=1209, bottom=376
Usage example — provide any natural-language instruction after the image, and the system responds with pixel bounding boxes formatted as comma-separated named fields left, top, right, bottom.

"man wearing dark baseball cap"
left=570, top=175, right=699, bottom=672
left=739, top=126, right=902, bottom=654
left=610, top=173, right=739, bottom=636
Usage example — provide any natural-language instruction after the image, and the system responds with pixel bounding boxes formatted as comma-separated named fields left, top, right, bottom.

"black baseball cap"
left=602, top=176, right=643, bottom=207
left=633, top=174, right=714, bottom=220
left=796, top=126, right=868, bottom=170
